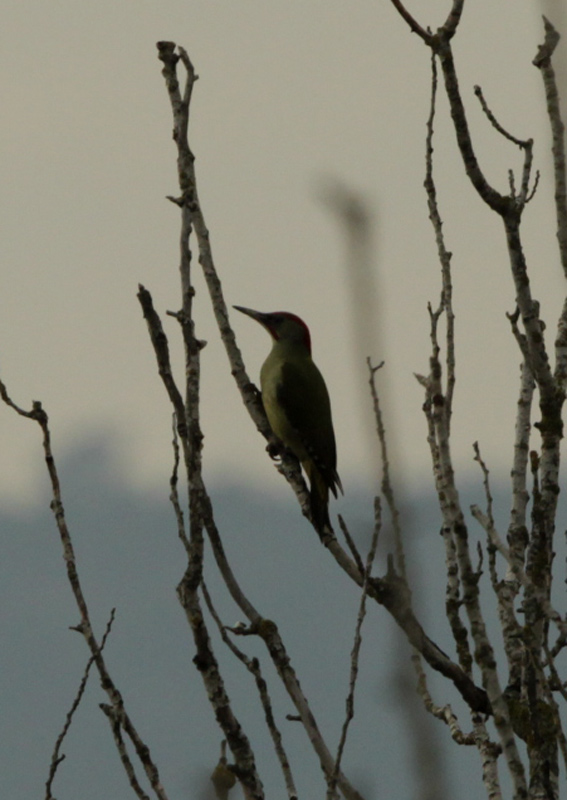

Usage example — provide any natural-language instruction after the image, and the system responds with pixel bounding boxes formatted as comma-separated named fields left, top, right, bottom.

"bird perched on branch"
left=234, top=306, right=342, bottom=531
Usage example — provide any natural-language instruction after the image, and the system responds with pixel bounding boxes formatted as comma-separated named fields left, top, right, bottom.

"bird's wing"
left=276, top=360, right=341, bottom=497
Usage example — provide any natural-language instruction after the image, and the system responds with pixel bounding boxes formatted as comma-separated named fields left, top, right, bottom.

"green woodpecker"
left=234, top=306, right=342, bottom=531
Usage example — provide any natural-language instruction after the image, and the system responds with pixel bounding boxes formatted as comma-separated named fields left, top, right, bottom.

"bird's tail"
left=306, top=464, right=331, bottom=533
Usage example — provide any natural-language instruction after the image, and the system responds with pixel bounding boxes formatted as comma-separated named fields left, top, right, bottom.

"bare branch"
left=99, top=703, right=153, bottom=800
left=368, top=567, right=490, bottom=714
left=0, top=381, right=170, bottom=798
left=330, top=500, right=382, bottom=797
left=412, top=652, right=476, bottom=746
left=472, top=442, right=495, bottom=532
left=169, top=415, right=191, bottom=554
left=203, top=584, right=298, bottom=800
left=435, top=40, right=512, bottom=215
left=45, top=610, right=116, bottom=799
left=473, top=85, right=535, bottom=205
left=424, top=52, right=456, bottom=419
left=389, top=0, right=464, bottom=44
left=533, top=16, right=561, bottom=68
left=137, top=286, right=186, bottom=434
left=441, top=0, right=466, bottom=39
left=388, top=0, right=432, bottom=43
left=533, top=20, right=567, bottom=415
left=337, top=514, right=365, bottom=575
left=471, top=504, right=567, bottom=642
left=472, top=443, right=525, bottom=691
left=417, top=82, right=528, bottom=789
left=177, top=567, right=265, bottom=799
left=472, top=715, right=504, bottom=800
left=367, top=359, right=405, bottom=577
left=473, top=85, right=532, bottom=150
left=253, top=617, right=366, bottom=800
left=156, top=44, right=327, bottom=534
left=507, top=358, right=533, bottom=580
left=555, top=296, right=567, bottom=389
left=156, top=44, right=365, bottom=800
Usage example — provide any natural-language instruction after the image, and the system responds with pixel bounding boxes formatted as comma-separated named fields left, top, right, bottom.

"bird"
left=234, top=306, right=342, bottom=531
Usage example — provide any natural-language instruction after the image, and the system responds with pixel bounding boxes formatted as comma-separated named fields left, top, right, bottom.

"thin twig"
left=534, top=19, right=567, bottom=541
left=99, top=703, right=152, bottom=800
left=388, top=0, right=432, bottom=43
left=472, top=442, right=495, bottom=531
left=473, top=85, right=532, bottom=149
left=471, top=715, right=504, bottom=800
left=473, top=85, right=535, bottom=206
left=418, top=63, right=527, bottom=793
left=472, top=442, right=525, bottom=691
left=366, top=359, right=405, bottom=579
left=337, top=515, right=364, bottom=575
left=424, top=51, right=456, bottom=419
left=45, top=610, right=116, bottom=799
left=412, top=652, right=475, bottom=746
left=0, top=380, right=169, bottom=800
left=157, top=42, right=265, bottom=799
left=202, top=583, right=298, bottom=800
left=471, top=504, right=567, bottom=642
left=506, top=355, right=533, bottom=581
left=329, top=500, right=382, bottom=798
left=533, top=19, right=567, bottom=371
left=169, top=414, right=190, bottom=554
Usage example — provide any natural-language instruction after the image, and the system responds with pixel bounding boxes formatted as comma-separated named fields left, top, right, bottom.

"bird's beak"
left=233, top=305, right=270, bottom=327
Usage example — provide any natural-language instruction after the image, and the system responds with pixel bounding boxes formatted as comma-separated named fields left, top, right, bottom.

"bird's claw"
left=266, top=440, right=282, bottom=461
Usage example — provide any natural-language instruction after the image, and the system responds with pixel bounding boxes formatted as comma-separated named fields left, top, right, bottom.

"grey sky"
left=1, top=1, right=564, bottom=511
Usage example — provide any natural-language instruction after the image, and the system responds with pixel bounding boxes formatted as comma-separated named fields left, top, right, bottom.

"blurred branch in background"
left=316, top=179, right=390, bottom=480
